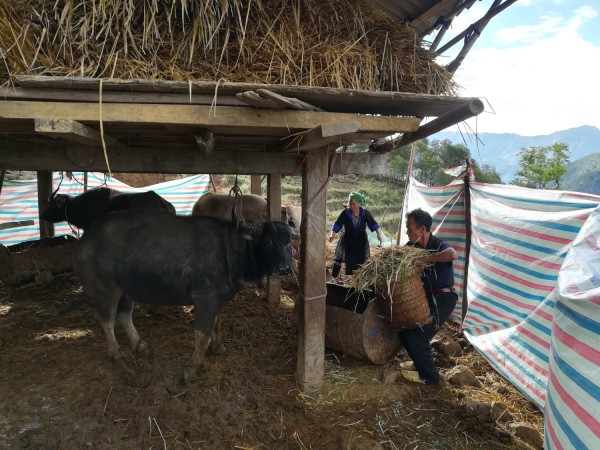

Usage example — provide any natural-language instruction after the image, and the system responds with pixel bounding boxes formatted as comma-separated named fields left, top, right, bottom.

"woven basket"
left=375, top=267, right=432, bottom=330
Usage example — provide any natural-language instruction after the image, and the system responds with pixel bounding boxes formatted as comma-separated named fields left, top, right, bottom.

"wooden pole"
left=37, top=170, right=55, bottom=239
left=266, top=174, right=282, bottom=306
left=396, top=142, right=418, bottom=244
left=370, top=99, right=484, bottom=153
left=250, top=175, right=262, bottom=196
left=461, top=157, right=473, bottom=324
left=296, top=150, right=328, bottom=391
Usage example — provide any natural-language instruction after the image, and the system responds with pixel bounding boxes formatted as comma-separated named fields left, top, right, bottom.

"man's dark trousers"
left=398, top=291, right=458, bottom=384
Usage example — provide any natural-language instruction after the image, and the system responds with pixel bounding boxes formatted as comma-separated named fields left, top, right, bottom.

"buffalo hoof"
left=136, top=340, right=150, bottom=356
left=211, top=344, right=227, bottom=356
left=181, top=364, right=203, bottom=385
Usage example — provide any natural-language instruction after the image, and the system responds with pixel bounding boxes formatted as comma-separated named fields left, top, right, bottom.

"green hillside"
left=562, top=153, right=600, bottom=195
left=224, top=175, right=406, bottom=239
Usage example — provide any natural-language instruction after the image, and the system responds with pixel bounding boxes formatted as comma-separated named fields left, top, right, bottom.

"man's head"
left=405, top=208, right=432, bottom=246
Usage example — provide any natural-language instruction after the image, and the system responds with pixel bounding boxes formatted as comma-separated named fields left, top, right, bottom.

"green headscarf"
left=349, top=191, right=366, bottom=207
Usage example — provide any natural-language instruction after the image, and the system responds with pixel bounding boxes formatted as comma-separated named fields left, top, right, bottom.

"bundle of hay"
left=350, top=245, right=434, bottom=329
left=0, top=0, right=455, bottom=94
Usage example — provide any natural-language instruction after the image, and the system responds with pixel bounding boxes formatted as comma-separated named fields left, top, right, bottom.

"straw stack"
left=349, top=245, right=434, bottom=329
left=0, top=0, right=455, bottom=94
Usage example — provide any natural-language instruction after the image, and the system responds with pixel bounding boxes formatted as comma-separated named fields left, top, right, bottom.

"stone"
left=459, top=401, right=492, bottom=419
left=441, top=337, right=462, bottom=356
left=491, top=401, right=513, bottom=422
left=445, top=365, right=481, bottom=387
left=509, top=422, right=543, bottom=448
left=382, top=368, right=401, bottom=385
left=492, top=382, right=508, bottom=394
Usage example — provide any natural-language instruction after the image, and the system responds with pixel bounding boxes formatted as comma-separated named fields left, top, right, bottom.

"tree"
left=512, top=143, right=570, bottom=189
left=472, top=161, right=503, bottom=184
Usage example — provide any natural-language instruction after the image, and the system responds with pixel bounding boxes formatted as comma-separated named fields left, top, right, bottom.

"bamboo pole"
left=461, top=157, right=473, bottom=324
left=396, top=142, right=418, bottom=245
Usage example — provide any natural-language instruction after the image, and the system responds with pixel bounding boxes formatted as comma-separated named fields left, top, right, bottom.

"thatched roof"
left=0, top=0, right=455, bottom=94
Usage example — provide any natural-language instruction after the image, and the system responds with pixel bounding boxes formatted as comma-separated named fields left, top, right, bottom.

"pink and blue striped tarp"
left=0, top=172, right=211, bottom=245
left=402, top=178, right=600, bottom=448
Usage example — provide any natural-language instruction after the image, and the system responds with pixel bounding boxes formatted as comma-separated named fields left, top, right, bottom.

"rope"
left=98, top=79, right=112, bottom=177
left=228, top=175, right=244, bottom=228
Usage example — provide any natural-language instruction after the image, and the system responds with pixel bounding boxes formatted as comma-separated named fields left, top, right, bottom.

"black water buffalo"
left=40, top=187, right=176, bottom=229
left=73, top=208, right=294, bottom=382
left=192, top=192, right=302, bottom=230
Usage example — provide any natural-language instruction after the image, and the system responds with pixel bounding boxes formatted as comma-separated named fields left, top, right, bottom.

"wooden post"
left=461, top=157, right=473, bottom=324
left=396, top=142, right=418, bottom=244
left=296, top=150, right=328, bottom=391
left=250, top=175, right=262, bottom=196
left=37, top=170, right=55, bottom=239
left=266, top=174, right=282, bottom=306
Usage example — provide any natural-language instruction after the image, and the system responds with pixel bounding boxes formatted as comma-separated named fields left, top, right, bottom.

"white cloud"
left=442, top=6, right=600, bottom=135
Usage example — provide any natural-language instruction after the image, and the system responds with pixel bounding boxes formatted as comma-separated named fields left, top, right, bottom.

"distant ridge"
left=432, top=125, right=600, bottom=183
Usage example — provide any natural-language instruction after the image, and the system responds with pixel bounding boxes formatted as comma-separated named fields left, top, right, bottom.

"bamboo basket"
left=375, top=267, right=432, bottom=330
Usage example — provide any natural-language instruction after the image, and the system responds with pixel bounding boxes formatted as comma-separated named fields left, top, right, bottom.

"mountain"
left=561, top=153, right=600, bottom=196
left=432, top=125, right=600, bottom=183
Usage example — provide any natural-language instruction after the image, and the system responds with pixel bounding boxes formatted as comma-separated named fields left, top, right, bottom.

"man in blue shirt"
left=399, top=208, right=458, bottom=385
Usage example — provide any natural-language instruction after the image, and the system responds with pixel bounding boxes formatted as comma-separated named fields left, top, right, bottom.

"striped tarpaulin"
left=402, top=178, right=600, bottom=433
left=0, top=172, right=210, bottom=245
left=545, top=205, right=600, bottom=449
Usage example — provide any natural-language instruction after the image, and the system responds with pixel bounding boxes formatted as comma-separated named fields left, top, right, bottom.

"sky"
left=434, top=0, right=600, bottom=136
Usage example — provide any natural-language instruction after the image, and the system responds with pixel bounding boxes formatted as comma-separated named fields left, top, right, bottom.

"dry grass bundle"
left=349, top=245, right=432, bottom=293
left=0, top=0, right=455, bottom=94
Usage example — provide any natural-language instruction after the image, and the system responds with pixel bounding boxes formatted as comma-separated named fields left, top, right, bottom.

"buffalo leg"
left=209, top=315, right=227, bottom=355
left=94, top=293, right=122, bottom=360
left=115, top=296, right=148, bottom=354
left=182, top=301, right=219, bottom=382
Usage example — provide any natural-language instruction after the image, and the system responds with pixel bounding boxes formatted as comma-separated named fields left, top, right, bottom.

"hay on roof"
left=0, top=0, right=455, bottom=94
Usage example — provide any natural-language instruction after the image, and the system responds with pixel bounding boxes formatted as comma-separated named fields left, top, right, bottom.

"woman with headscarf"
left=328, top=191, right=383, bottom=278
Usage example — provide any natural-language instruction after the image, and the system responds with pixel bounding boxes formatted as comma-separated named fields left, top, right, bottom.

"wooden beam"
left=266, top=174, right=282, bottom=306
left=297, top=149, right=328, bottom=391
left=0, top=101, right=422, bottom=136
left=37, top=171, right=54, bottom=239
left=370, top=99, right=484, bottom=153
left=0, top=139, right=393, bottom=175
left=285, top=121, right=361, bottom=152
left=410, top=0, right=459, bottom=31
left=34, top=118, right=120, bottom=147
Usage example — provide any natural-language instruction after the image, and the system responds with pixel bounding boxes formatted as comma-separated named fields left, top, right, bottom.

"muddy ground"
left=0, top=269, right=543, bottom=449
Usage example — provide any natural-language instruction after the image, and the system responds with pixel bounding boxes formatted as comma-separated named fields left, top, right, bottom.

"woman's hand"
left=328, top=232, right=337, bottom=243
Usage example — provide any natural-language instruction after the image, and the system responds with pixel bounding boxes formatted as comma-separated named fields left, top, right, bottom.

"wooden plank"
left=286, top=121, right=361, bottom=152
left=0, top=220, right=34, bottom=231
left=0, top=138, right=393, bottom=175
left=296, top=149, right=328, bottom=391
left=266, top=174, right=282, bottom=306
left=0, top=86, right=246, bottom=107
left=256, top=89, right=323, bottom=112
left=37, top=171, right=54, bottom=239
left=14, top=75, right=481, bottom=118
left=34, top=118, right=120, bottom=147
left=236, top=91, right=277, bottom=109
left=0, top=101, right=422, bottom=136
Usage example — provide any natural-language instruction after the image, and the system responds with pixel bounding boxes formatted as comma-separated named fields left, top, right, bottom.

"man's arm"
left=417, top=247, right=457, bottom=264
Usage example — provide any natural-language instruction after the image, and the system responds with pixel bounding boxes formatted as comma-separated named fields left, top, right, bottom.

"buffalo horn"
left=232, top=204, right=263, bottom=236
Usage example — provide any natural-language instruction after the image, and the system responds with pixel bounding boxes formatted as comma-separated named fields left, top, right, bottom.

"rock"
left=441, top=337, right=462, bottom=356
left=492, top=382, right=508, bottom=394
left=497, top=430, right=513, bottom=443
left=382, top=368, right=401, bottom=385
left=445, top=365, right=481, bottom=387
left=459, top=401, right=492, bottom=419
left=509, top=422, right=543, bottom=448
left=491, top=401, right=513, bottom=422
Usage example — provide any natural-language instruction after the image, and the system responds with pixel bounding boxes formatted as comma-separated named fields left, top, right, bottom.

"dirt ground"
left=1, top=247, right=544, bottom=449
